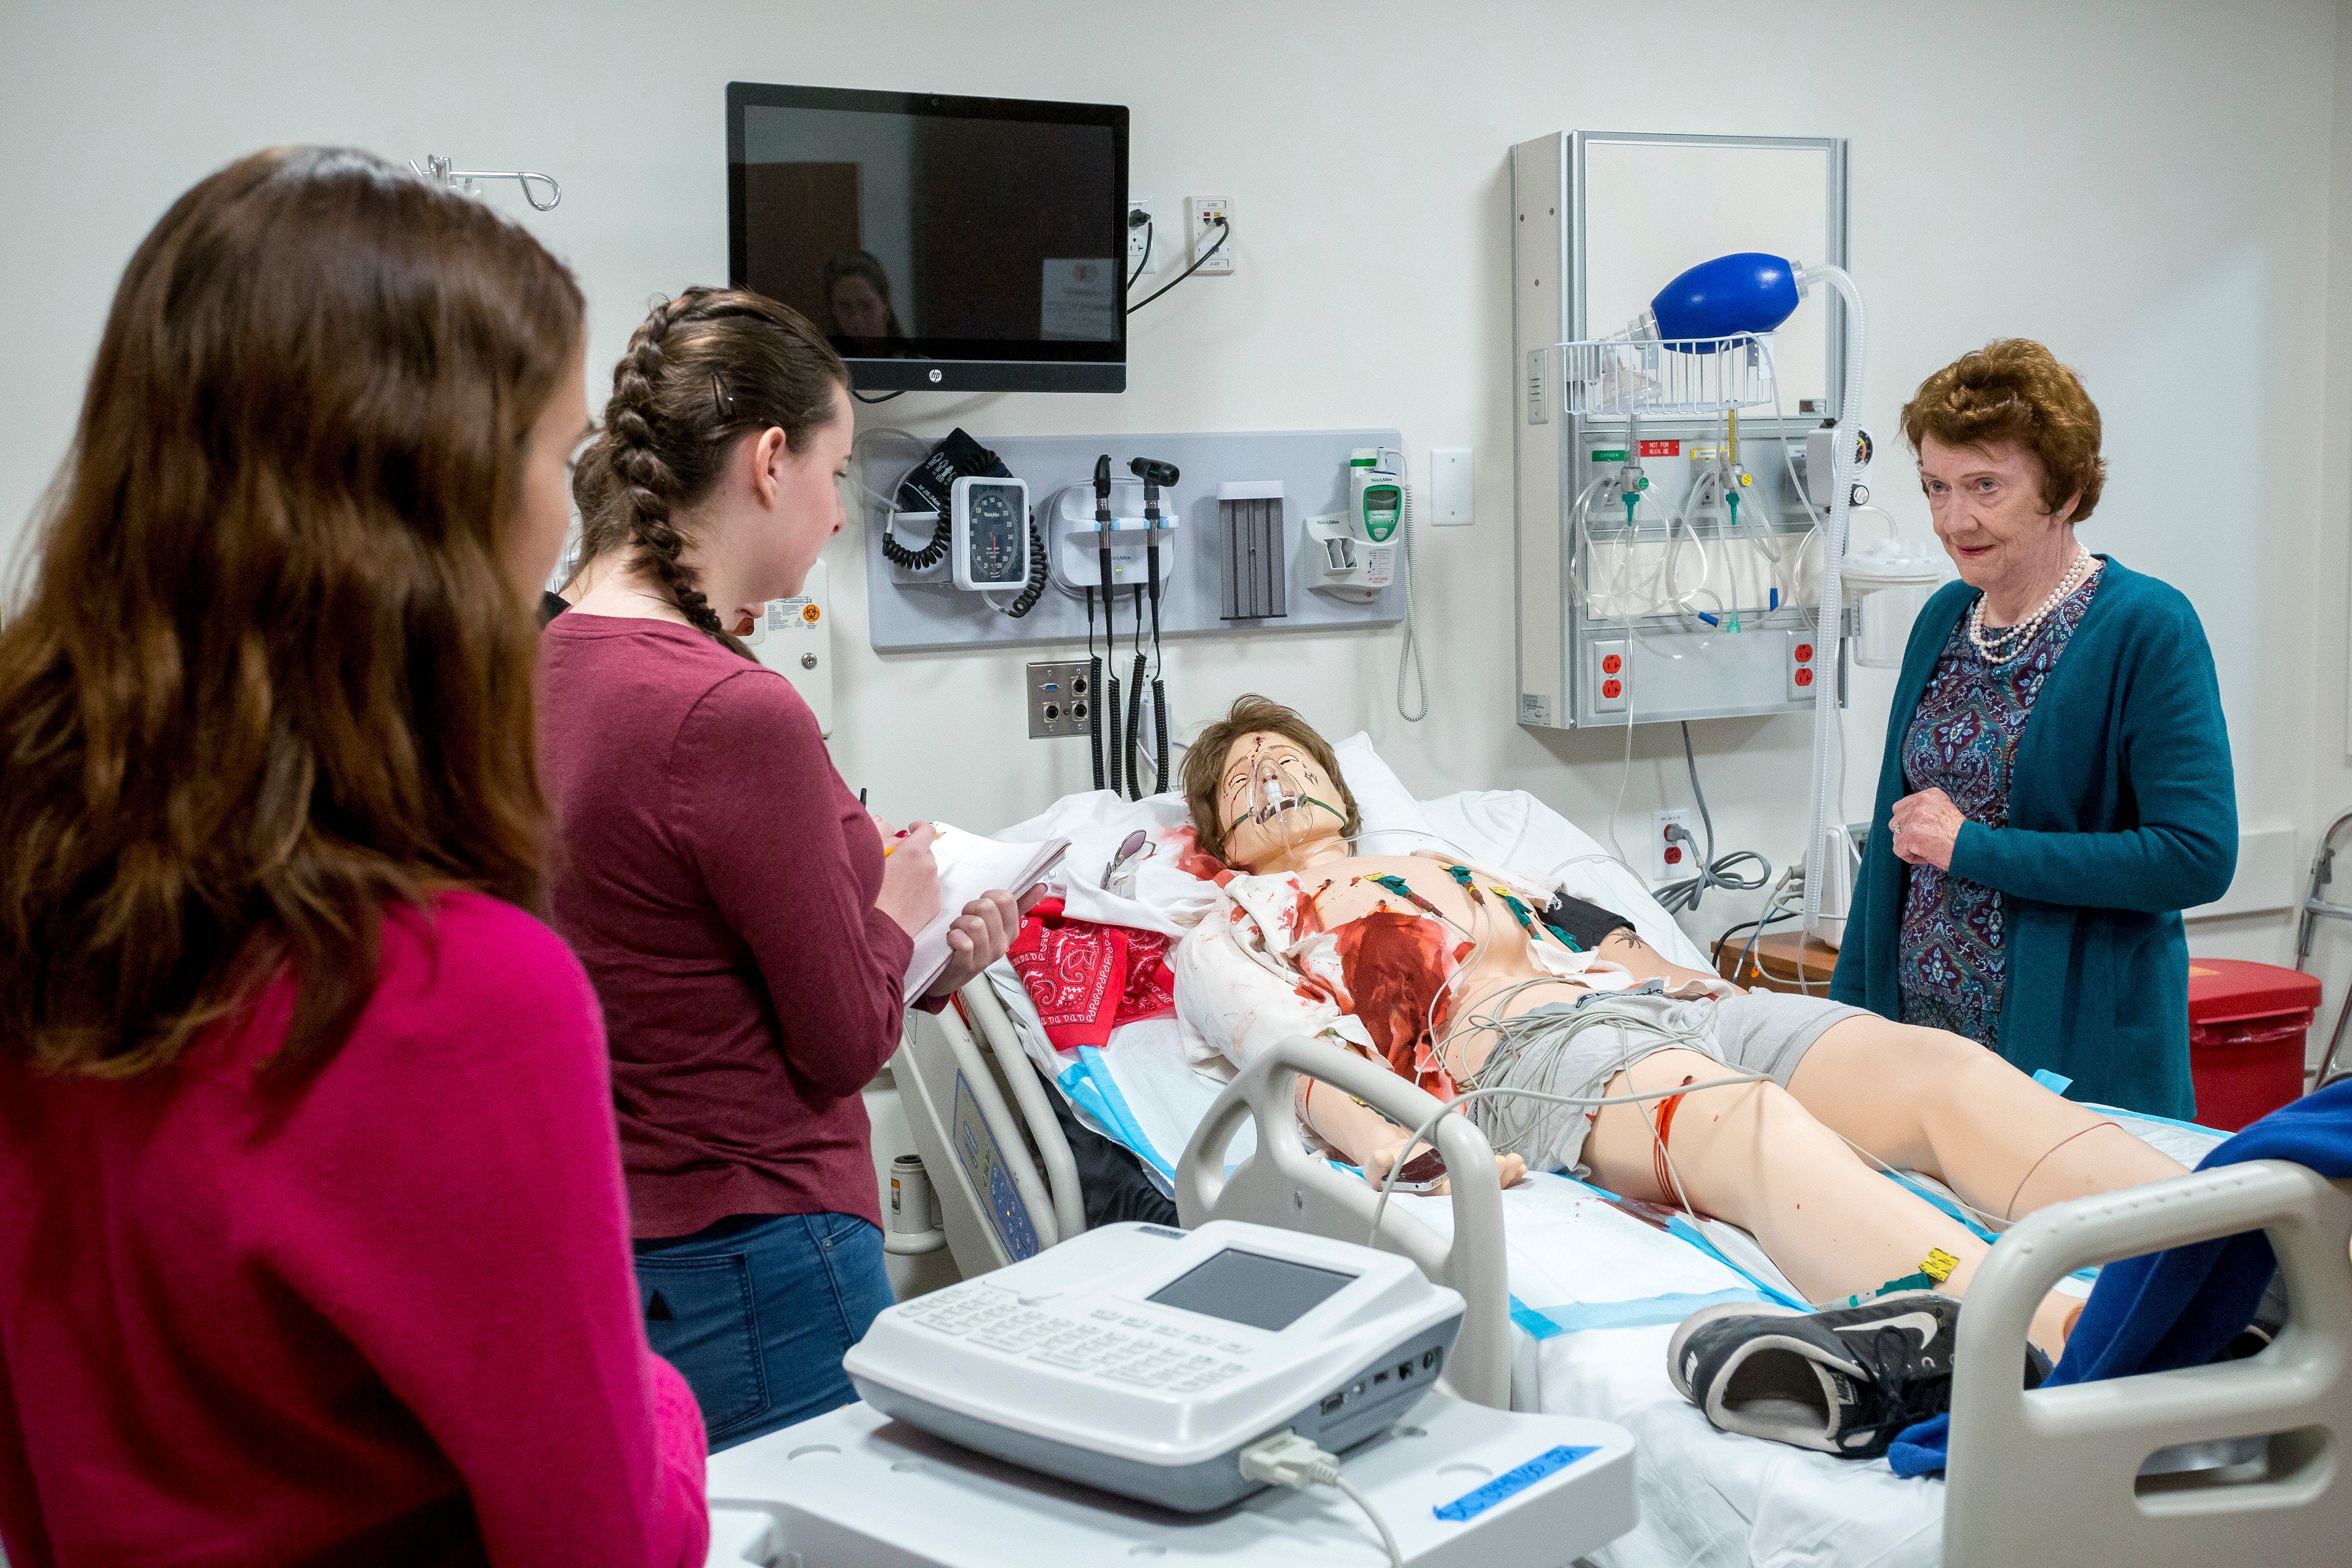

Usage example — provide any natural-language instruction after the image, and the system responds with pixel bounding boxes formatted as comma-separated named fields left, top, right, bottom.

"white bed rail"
left=956, top=977, right=1086, bottom=1243
left=1174, top=1034, right=1512, bottom=1411
left=892, top=981, right=1083, bottom=1275
left=1945, top=1159, right=2352, bottom=1567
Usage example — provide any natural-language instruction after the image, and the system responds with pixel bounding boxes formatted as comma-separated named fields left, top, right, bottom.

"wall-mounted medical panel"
left=1512, top=130, right=1852, bottom=730
left=861, top=428, right=1401, bottom=654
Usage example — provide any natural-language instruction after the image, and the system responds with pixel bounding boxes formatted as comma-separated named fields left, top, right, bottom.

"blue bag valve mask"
left=1627, top=252, right=1803, bottom=353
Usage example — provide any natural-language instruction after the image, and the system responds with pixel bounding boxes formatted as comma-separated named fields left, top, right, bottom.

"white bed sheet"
left=967, top=745, right=2230, bottom=1567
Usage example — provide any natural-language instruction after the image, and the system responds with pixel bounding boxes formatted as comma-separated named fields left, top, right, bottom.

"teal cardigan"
left=1828, top=557, right=2235, bottom=1119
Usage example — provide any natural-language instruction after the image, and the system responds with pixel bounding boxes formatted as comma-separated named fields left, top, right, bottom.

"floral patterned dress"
left=1896, top=565, right=2103, bottom=1047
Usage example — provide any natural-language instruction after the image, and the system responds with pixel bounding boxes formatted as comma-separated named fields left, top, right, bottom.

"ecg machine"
left=843, top=1219, right=1466, bottom=1511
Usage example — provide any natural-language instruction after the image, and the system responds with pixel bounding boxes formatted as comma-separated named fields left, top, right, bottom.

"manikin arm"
left=1593, top=927, right=1732, bottom=994
left=1295, top=1060, right=1527, bottom=1196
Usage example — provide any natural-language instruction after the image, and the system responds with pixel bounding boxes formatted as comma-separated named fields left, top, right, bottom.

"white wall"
left=3, top=0, right=2345, bottom=975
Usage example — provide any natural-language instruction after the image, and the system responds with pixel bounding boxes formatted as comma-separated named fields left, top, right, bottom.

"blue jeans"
left=634, top=1211, right=893, bottom=1452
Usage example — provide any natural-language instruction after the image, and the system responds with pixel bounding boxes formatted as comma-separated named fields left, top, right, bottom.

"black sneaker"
left=1668, top=1292, right=2044, bottom=1460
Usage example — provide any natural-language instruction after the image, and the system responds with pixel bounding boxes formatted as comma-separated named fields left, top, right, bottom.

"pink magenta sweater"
left=0, top=892, right=710, bottom=1567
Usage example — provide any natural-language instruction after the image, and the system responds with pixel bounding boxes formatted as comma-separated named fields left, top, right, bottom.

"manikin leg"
left=1580, top=1049, right=2081, bottom=1356
left=1783, top=1017, right=2186, bottom=1222
left=1589, top=932, right=2185, bottom=1225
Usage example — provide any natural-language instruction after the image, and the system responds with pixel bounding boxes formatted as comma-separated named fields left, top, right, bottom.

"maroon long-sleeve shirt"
left=537, top=613, right=911, bottom=1237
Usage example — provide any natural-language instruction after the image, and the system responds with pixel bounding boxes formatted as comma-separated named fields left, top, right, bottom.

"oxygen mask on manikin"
left=1220, top=739, right=1346, bottom=869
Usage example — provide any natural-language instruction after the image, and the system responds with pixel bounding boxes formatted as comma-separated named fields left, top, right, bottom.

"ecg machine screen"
left=1146, top=1250, right=1357, bottom=1333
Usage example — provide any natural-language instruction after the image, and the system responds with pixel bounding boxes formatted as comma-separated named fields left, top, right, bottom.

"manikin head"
left=1181, top=696, right=1362, bottom=874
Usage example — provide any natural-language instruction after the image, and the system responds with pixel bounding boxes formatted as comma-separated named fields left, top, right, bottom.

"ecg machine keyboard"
left=895, top=1285, right=1256, bottom=1392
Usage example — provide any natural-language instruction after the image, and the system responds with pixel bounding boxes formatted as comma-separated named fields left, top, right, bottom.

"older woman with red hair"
left=1831, top=340, right=2236, bottom=1119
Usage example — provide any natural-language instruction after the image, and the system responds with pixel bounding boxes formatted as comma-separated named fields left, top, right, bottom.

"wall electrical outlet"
left=1126, top=195, right=1157, bottom=278
left=1652, top=808, right=1693, bottom=882
left=1186, top=196, right=1234, bottom=275
left=1028, top=661, right=1093, bottom=739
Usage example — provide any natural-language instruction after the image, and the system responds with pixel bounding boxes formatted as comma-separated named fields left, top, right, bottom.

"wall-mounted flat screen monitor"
left=728, top=82, right=1128, bottom=395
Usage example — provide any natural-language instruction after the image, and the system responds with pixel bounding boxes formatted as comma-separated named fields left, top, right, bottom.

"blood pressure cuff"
left=1539, top=892, right=1635, bottom=954
left=894, top=427, right=1010, bottom=515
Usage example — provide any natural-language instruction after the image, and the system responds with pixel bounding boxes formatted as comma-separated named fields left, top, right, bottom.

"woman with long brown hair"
left=0, top=148, right=708, bottom=1565
left=541, top=287, right=1017, bottom=1449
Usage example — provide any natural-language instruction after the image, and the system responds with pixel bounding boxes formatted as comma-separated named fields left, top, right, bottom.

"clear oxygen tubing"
left=1795, top=265, right=1867, bottom=937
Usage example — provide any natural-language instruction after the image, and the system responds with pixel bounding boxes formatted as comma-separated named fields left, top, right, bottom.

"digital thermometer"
left=951, top=475, right=1031, bottom=591
left=843, top=1220, right=1463, bottom=1512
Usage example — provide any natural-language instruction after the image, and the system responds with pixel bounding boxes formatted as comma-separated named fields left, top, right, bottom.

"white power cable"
left=1331, top=1474, right=1403, bottom=1567
left=1238, top=1431, right=1403, bottom=1567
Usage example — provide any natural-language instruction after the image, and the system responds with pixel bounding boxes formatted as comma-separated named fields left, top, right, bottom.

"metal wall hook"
left=409, top=154, right=561, bottom=211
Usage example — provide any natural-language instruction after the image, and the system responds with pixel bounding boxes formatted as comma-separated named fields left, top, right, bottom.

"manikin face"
left=730, top=381, right=855, bottom=624
left=830, top=274, right=890, bottom=340
left=1216, top=731, right=1347, bottom=872
left=1918, top=435, right=2080, bottom=608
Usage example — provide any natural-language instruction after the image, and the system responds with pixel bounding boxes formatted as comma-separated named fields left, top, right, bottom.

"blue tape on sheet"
left=1662, top=1216, right=1810, bottom=1310
left=1879, top=1169, right=1999, bottom=1243
left=1508, top=1294, right=1562, bottom=1340
left=1526, top=1171, right=1810, bottom=1311
left=1509, top=1286, right=1764, bottom=1339
left=1057, top=1053, right=1175, bottom=1178
left=2033, top=1069, right=2074, bottom=1095
left=1433, top=1445, right=1598, bottom=1522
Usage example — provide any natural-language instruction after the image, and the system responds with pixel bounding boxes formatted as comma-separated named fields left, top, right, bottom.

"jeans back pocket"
left=634, top=1251, right=768, bottom=1437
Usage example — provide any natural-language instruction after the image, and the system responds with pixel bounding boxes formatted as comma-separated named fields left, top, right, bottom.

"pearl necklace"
left=1967, top=549, right=2094, bottom=667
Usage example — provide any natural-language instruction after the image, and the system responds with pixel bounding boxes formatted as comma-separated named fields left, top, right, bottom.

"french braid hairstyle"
left=577, top=287, right=848, bottom=655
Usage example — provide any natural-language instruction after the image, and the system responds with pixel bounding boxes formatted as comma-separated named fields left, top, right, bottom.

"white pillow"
left=1330, top=732, right=1712, bottom=972
left=1330, top=731, right=1442, bottom=853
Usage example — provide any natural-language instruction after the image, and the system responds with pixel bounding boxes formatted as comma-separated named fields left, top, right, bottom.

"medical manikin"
left=1171, top=696, right=2185, bottom=1358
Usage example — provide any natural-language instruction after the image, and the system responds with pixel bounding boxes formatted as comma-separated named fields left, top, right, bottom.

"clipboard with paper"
left=904, top=825, right=1068, bottom=998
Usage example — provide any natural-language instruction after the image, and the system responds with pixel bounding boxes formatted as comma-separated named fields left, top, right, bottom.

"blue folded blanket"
left=1889, top=1080, right=2352, bottom=1478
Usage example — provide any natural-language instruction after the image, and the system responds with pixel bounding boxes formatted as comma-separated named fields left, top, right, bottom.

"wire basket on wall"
left=1550, top=333, right=1773, bottom=418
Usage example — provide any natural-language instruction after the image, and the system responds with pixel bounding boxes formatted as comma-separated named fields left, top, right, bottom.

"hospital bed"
left=892, top=738, right=2352, bottom=1567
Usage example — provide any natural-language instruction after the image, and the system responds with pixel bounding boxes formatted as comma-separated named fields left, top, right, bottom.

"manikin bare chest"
left=1288, top=856, right=1593, bottom=1067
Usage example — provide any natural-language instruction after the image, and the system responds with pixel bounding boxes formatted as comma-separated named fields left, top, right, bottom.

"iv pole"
left=409, top=154, right=561, bottom=211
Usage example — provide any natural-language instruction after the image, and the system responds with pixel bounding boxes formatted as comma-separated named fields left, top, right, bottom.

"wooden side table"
left=1714, top=930, right=1841, bottom=994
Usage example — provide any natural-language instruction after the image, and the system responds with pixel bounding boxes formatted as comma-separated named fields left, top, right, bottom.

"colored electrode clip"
left=1490, top=887, right=1554, bottom=943
left=1367, top=874, right=1445, bottom=919
left=1443, top=865, right=1486, bottom=904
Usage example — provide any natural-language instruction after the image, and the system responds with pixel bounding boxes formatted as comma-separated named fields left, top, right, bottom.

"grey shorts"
left=1469, top=985, right=1867, bottom=1178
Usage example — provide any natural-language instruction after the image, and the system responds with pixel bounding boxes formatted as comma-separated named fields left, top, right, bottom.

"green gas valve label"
left=1589, top=449, right=1627, bottom=463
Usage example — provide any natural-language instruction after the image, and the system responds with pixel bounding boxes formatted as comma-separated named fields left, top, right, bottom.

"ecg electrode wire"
left=1364, top=1064, right=1773, bottom=1247
left=1361, top=1004, right=2014, bottom=1258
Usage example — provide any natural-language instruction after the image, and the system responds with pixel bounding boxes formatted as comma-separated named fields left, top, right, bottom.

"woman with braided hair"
left=539, top=287, right=1020, bottom=1448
